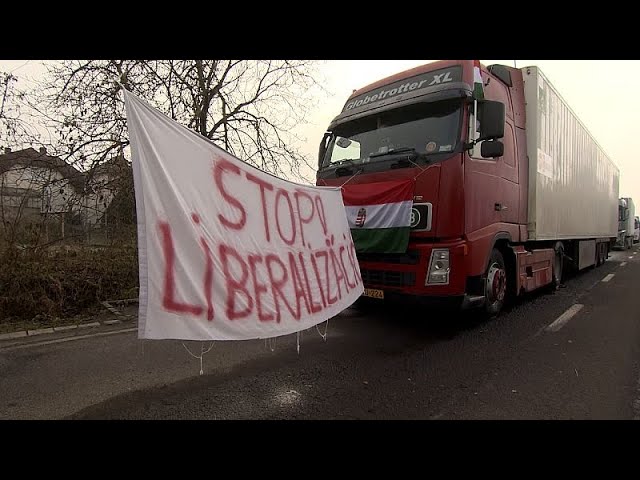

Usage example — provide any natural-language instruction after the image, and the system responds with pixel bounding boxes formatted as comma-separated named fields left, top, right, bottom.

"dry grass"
left=0, top=244, right=139, bottom=326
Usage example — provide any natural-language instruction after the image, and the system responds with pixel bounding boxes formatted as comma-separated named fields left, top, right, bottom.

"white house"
left=0, top=147, right=127, bottom=233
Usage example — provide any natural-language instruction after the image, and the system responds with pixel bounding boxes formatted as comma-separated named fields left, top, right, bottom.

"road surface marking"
left=0, top=327, right=137, bottom=352
left=602, top=274, right=615, bottom=282
left=620, top=262, right=627, bottom=267
left=629, top=256, right=634, bottom=259
left=546, top=304, right=584, bottom=332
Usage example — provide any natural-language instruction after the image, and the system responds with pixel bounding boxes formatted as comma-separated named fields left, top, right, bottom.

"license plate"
left=363, top=288, right=384, bottom=299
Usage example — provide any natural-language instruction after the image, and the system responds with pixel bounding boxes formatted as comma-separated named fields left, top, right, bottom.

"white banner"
left=123, top=90, right=363, bottom=340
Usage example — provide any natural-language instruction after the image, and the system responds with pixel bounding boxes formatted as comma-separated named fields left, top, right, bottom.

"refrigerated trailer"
left=317, top=60, right=619, bottom=316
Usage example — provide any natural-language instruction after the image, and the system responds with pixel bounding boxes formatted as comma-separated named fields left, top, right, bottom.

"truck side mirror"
left=481, top=140, right=504, bottom=158
left=478, top=101, right=505, bottom=141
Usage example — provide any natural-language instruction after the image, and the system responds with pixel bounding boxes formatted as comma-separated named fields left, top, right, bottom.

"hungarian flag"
left=342, top=179, right=414, bottom=253
left=473, top=60, right=484, bottom=101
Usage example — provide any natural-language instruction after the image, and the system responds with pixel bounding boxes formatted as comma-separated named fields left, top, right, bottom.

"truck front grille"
left=360, top=269, right=416, bottom=288
left=357, top=250, right=420, bottom=265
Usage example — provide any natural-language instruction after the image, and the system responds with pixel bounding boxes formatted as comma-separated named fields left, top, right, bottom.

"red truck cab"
left=316, top=60, right=536, bottom=315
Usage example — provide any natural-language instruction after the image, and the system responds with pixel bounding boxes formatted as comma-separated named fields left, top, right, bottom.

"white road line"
left=602, top=274, right=615, bottom=283
left=620, top=262, right=627, bottom=267
left=546, top=304, right=584, bottom=333
left=629, top=256, right=634, bottom=259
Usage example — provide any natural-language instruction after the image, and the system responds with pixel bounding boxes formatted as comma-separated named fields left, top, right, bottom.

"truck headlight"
left=426, top=249, right=450, bottom=285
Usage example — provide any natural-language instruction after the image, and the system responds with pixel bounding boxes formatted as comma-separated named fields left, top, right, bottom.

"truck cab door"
left=471, top=74, right=519, bottom=225
left=496, top=121, right=519, bottom=224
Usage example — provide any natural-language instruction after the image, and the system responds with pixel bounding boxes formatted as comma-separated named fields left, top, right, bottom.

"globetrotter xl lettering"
left=342, top=67, right=461, bottom=112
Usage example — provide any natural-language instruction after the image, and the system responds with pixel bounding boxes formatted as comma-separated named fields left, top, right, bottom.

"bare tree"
left=36, top=60, right=325, bottom=180
left=0, top=72, right=42, bottom=148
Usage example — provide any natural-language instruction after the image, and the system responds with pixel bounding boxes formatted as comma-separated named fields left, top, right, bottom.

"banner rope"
left=315, top=318, right=330, bottom=342
left=296, top=331, right=301, bottom=355
left=182, top=342, right=215, bottom=376
left=338, top=168, right=363, bottom=188
left=409, top=156, right=430, bottom=180
left=266, top=336, right=278, bottom=352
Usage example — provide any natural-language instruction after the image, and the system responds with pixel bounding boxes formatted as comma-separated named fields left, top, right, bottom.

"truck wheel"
left=484, top=249, right=507, bottom=317
left=552, top=242, right=564, bottom=288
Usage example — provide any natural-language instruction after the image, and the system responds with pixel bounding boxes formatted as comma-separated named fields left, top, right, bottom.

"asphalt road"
left=1, top=246, right=639, bottom=420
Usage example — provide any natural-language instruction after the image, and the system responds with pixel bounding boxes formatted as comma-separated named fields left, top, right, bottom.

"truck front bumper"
left=357, top=239, right=473, bottom=307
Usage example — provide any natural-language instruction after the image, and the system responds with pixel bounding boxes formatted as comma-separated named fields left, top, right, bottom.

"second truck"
left=615, top=197, right=635, bottom=249
left=317, top=60, right=620, bottom=316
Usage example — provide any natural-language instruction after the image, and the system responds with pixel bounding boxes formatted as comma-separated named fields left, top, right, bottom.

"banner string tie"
left=182, top=341, right=215, bottom=376
left=339, top=168, right=363, bottom=188
left=409, top=155, right=430, bottom=180
left=316, top=318, right=330, bottom=342
left=265, top=336, right=278, bottom=352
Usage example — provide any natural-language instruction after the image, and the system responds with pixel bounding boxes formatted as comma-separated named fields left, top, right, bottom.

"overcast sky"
left=1, top=59, right=638, bottom=205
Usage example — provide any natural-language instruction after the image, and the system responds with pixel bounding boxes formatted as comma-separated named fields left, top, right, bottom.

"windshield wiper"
left=330, top=158, right=358, bottom=167
left=369, top=147, right=417, bottom=159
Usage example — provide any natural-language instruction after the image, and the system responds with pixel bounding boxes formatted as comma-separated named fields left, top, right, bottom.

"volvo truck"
left=317, top=60, right=619, bottom=316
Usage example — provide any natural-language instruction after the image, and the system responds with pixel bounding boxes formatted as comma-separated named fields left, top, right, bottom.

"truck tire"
left=484, top=249, right=507, bottom=317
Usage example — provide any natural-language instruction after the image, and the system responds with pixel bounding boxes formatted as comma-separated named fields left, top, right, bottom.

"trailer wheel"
left=484, top=249, right=507, bottom=317
left=552, top=242, right=564, bottom=289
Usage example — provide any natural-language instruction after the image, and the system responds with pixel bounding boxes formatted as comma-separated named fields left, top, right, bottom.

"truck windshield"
left=321, top=100, right=461, bottom=169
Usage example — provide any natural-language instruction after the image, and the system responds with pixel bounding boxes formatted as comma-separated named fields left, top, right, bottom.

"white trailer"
left=522, top=66, right=619, bottom=269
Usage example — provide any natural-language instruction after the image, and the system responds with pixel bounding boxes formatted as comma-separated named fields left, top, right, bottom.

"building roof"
left=0, top=147, right=85, bottom=191
left=0, top=147, right=131, bottom=193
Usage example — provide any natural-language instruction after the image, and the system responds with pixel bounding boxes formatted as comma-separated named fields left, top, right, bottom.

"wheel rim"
left=486, top=262, right=506, bottom=305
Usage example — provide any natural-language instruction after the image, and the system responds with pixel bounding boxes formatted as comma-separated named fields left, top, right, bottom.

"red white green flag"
left=341, top=179, right=414, bottom=253
left=473, top=60, right=484, bottom=101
